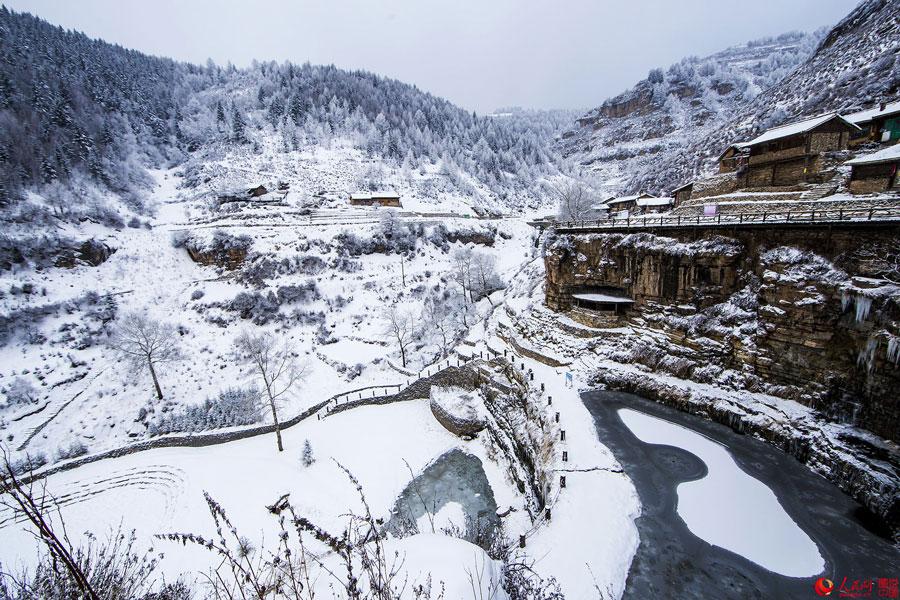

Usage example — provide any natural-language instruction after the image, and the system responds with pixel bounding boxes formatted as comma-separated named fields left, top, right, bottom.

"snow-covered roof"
left=844, top=101, right=900, bottom=125
left=606, top=193, right=654, bottom=205
left=846, top=144, right=900, bottom=166
left=636, top=196, right=674, bottom=207
left=744, top=113, right=860, bottom=147
left=717, top=143, right=749, bottom=161
left=350, top=191, right=399, bottom=200
left=589, top=203, right=610, bottom=211
left=671, top=181, right=694, bottom=193
left=572, top=292, right=634, bottom=304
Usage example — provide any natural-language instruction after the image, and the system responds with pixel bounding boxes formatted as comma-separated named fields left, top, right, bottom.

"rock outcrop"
left=430, top=386, right=486, bottom=438
left=545, top=225, right=900, bottom=441
left=55, top=239, right=117, bottom=268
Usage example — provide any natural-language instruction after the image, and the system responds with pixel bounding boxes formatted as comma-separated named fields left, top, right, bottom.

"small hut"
left=671, top=182, right=693, bottom=207
left=349, top=191, right=402, bottom=207
left=248, top=185, right=269, bottom=198
left=845, top=100, right=900, bottom=145
left=636, top=196, right=673, bottom=214
left=846, top=145, right=900, bottom=194
left=740, top=113, right=859, bottom=186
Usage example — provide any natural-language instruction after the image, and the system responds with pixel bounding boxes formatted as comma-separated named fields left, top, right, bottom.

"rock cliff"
left=544, top=226, right=900, bottom=441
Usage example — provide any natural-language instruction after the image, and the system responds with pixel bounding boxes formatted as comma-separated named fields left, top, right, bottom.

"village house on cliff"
left=604, top=193, right=656, bottom=216
left=732, top=112, right=860, bottom=187
left=845, top=100, right=900, bottom=145
left=846, top=144, right=900, bottom=194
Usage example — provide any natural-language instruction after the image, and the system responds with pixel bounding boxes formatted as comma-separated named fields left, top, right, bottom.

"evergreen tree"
left=301, top=439, right=314, bottom=467
left=231, top=103, right=246, bottom=142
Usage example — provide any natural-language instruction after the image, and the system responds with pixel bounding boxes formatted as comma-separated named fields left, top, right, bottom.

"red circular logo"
left=815, top=578, right=834, bottom=596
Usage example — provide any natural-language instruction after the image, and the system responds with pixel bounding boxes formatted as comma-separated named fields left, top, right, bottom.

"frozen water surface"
left=618, top=408, right=824, bottom=577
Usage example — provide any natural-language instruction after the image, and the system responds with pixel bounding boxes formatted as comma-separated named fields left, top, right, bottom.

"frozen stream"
left=618, top=408, right=823, bottom=577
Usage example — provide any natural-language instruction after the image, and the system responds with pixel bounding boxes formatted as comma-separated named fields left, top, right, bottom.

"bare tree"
left=470, top=251, right=503, bottom=305
left=420, top=291, right=462, bottom=358
left=380, top=305, right=415, bottom=368
left=848, top=239, right=900, bottom=284
left=110, top=312, right=183, bottom=400
left=234, top=331, right=307, bottom=453
left=451, top=247, right=475, bottom=304
left=552, top=181, right=593, bottom=222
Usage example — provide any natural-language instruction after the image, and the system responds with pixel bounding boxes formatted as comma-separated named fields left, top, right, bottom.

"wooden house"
left=717, top=144, right=749, bottom=173
left=671, top=182, right=693, bottom=207
left=740, top=113, right=859, bottom=187
left=846, top=145, right=900, bottom=194
left=248, top=185, right=268, bottom=197
left=605, top=193, right=656, bottom=216
left=349, top=191, right=402, bottom=208
left=635, top=196, right=673, bottom=214
left=845, top=100, right=900, bottom=145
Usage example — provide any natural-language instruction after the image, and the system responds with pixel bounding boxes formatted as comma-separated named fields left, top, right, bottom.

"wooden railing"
left=552, top=206, right=900, bottom=232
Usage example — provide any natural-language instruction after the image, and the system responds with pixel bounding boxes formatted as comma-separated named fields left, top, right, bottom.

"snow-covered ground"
left=0, top=158, right=646, bottom=597
left=0, top=166, right=537, bottom=464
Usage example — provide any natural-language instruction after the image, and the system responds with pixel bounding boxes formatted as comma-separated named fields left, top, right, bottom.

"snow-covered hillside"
left=559, top=31, right=823, bottom=195
left=561, top=0, right=900, bottom=195
left=0, top=167, right=543, bottom=463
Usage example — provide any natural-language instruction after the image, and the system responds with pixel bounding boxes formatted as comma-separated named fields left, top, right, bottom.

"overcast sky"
left=7, top=0, right=860, bottom=113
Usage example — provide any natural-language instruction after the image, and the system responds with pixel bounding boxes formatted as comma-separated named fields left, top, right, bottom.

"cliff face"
left=544, top=227, right=900, bottom=441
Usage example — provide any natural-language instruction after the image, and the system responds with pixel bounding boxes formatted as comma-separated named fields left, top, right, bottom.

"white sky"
left=6, top=0, right=861, bottom=113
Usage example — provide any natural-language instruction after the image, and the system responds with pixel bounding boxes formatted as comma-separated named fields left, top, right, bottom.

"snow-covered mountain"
left=0, top=8, right=575, bottom=221
left=560, top=0, right=900, bottom=195
left=558, top=31, right=823, bottom=195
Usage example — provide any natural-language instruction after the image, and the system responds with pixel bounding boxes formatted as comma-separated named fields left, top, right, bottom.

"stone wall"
left=545, top=226, right=900, bottom=440
left=850, top=176, right=893, bottom=194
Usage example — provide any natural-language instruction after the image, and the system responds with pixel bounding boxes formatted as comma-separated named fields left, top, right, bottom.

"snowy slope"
left=559, top=31, right=823, bottom=195
left=562, top=0, right=900, bottom=196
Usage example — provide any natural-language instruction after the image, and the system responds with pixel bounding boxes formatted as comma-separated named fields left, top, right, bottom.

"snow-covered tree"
left=379, top=305, right=416, bottom=368
left=234, top=331, right=307, bottom=452
left=110, top=312, right=183, bottom=400
left=301, top=439, right=315, bottom=467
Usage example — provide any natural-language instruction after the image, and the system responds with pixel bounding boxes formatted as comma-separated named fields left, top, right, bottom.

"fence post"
left=545, top=508, right=551, bottom=521
left=519, top=534, right=526, bottom=548
left=560, top=430, right=566, bottom=441
left=555, top=412, right=560, bottom=423
left=562, top=451, right=568, bottom=462
left=869, top=209, right=873, bottom=220
left=560, top=475, right=567, bottom=489
left=540, top=382, right=545, bottom=392
left=839, top=208, right=843, bottom=220
left=548, top=396, right=552, bottom=405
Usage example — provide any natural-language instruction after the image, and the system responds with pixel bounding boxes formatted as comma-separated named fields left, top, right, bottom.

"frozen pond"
left=582, top=390, right=899, bottom=600
left=386, top=449, right=500, bottom=549
left=618, top=408, right=823, bottom=577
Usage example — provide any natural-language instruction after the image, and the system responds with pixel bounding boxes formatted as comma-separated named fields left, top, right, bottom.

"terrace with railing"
left=535, top=205, right=900, bottom=234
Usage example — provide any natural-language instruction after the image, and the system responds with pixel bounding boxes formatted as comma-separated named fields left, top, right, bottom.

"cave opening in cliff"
left=571, top=287, right=635, bottom=315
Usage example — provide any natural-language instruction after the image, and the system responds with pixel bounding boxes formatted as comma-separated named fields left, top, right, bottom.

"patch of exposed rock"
left=430, top=386, right=486, bottom=438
